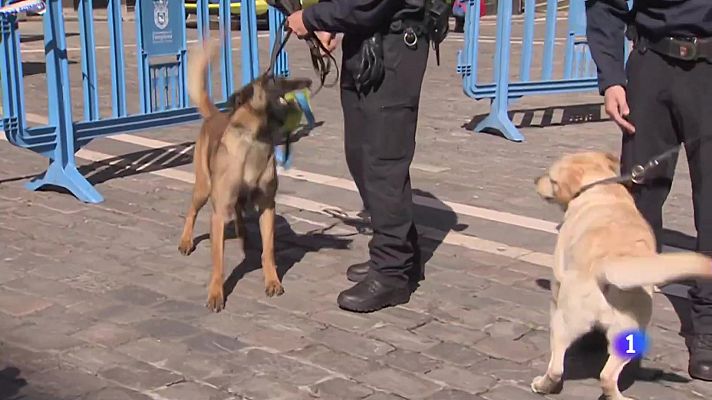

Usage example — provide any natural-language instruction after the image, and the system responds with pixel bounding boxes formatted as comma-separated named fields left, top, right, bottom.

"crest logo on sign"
left=153, top=0, right=169, bottom=30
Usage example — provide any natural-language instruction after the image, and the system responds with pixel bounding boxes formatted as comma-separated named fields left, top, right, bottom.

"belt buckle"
left=675, top=37, right=698, bottom=61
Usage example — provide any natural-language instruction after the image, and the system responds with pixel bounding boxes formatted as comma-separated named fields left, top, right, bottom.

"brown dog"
left=532, top=151, right=712, bottom=399
left=178, top=41, right=311, bottom=312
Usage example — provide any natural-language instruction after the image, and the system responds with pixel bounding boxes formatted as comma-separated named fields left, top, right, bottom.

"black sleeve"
left=585, top=0, right=631, bottom=95
left=302, top=0, right=404, bottom=35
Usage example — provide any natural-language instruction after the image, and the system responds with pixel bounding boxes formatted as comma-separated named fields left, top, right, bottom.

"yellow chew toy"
left=282, top=89, right=310, bottom=133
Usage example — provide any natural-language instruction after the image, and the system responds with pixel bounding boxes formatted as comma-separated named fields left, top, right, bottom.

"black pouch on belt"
left=354, top=33, right=385, bottom=94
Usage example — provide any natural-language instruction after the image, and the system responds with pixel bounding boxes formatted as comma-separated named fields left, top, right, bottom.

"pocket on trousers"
left=374, top=103, right=417, bottom=161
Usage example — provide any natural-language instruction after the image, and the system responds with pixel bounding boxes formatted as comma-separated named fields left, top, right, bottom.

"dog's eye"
left=278, top=97, right=287, bottom=106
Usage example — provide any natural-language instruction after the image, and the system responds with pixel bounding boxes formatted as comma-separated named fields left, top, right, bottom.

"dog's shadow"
left=534, top=279, right=691, bottom=396
left=192, top=214, right=352, bottom=302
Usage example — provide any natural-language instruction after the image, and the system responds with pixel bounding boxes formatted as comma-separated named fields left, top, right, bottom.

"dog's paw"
left=206, top=288, right=225, bottom=313
left=531, top=375, right=557, bottom=394
left=265, top=280, right=285, bottom=297
left=178, top=238, right=194, bottom=256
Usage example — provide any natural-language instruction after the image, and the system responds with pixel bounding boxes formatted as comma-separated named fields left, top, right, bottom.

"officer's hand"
left=604, top=85, right=635, bottom=134
left=315, top=31, right=338, bottom=53
left=286, top=10, right=309, bottom=38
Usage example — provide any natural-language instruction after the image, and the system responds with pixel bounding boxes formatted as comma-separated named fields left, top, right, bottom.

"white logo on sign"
left=154, top=0, right=169, bottom=30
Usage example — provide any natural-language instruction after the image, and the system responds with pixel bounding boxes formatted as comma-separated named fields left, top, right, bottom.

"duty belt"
left=635, top=34, right=712, bottom=62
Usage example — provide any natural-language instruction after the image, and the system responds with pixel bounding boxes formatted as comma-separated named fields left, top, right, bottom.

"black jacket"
left=586, top=0, right=712, bottom=94
left=302, top=0, right=422, bottom=36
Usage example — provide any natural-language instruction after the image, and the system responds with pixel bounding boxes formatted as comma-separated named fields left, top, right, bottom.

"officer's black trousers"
left=339, top=32, right=429, bottom=286
left=623, top=48, right=712, bottom=334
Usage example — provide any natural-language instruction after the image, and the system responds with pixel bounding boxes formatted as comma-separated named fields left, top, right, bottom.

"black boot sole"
left=337, top=289, right=411, bottom=313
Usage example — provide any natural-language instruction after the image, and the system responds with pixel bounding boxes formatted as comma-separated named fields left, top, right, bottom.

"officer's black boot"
left=346, top=261, right=370, bottom=282
left=337, top=276, right=412, bottom=313
left=347, top=240, right=423, bottom=284
left=689, top=334, right=712, bottom=381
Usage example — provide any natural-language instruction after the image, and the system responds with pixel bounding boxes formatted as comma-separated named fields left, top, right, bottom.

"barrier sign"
left=138, top=0, right=184, bottom=56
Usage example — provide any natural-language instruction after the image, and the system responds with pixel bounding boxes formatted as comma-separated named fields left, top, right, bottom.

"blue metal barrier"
left=457, top=0, right=630, bottom=142
left=0, top=0, right=312, bottom=203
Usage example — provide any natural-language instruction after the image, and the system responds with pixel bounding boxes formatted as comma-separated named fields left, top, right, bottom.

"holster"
left=354, top=33, right=386, bottom=94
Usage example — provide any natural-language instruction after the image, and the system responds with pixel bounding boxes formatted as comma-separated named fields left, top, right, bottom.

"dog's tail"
left=597, top=252, right=712, bottom=290
left=188, top=40, right=220, bottom=118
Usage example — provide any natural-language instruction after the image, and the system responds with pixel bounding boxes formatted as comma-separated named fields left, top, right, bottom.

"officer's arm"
left=302, top=0, right=403, bottom=34
left=585, top=0, right=630, bottom=94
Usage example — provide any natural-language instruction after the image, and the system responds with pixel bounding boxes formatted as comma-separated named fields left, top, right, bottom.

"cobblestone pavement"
left=0, top=12, right=707, bottom=400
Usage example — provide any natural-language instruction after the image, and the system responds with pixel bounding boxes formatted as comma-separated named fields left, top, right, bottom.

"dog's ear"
left=272, top=77, right=313, bottom=97
left=228, top=84, right=255, bottom=111
left=554, top=164, right=584, bottom=204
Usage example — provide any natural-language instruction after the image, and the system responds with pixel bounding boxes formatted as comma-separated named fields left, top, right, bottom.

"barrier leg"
left=26, top=160, right=103, bottom=203
left=26, top=0, right=103, bottom=203
left=473, top=0, right=523, bottom=142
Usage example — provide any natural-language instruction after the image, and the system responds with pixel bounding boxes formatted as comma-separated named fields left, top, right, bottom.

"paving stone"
left=428, top=389, right=487, bottom=400
left=367, top=325, right=440, bottom=352
left=133, top=318, right=202, bottom=340
left=311, top=309, right=379, bottom=332
left=183, top=332, right=247, bottom=354
left=481, top=384, right=548, bottom=400
left=310, top=327, right=395, bottom=360
left=375, top=306, right=434, bottom=330
left=473, top=336, right=545, bottom=364
left=93, top=304, right=154, bottom=325
left=483, top=319, right=533, bottom=340
left=288, top=344, right=379, bottom=377
left=150, top=381, right=233, bottom=400
left=243, top=348, right=331, bottom=386
left=151, top=299, right=211, bottom=320
left=240, top=326, right=312, bottom=353
left=116, top=337, right=188, bottom=365
left=362, top=393, right=408, bottom=400
left=423, top=342, right=489, bottom=367
left=4, top=324, right=85, bottom=352
left=235, top=376, right=314, bottom=400
left=195, top=312, right=261, bottom=338
left=414, top=320, right=487, bottom=346
left=311, top=377, right=374, bottom=399
left=72, top=321, right=140, bottom=348
left=99, top=361, right=185, bottom=392
left=467, top=358, right=535, bottom=384
left=0, top=289, right=53, bottom=317
left=24, top=368, right=108, bottom=398
left=109, top=285, right=168, bottom=306
left=83, top=387, right=154, bottom=400
left=379, top=349, right=443, bottom=374
left=425, top=366, right=496, bottom=395
left=359, top=368, right=442, bottom=399
left=60, top=344, right=136, bottom=374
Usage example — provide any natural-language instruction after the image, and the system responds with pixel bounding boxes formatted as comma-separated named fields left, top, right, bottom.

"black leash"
left=574, top=136, right=706, bottom=199
left=264, top=0, right=339, bottom=166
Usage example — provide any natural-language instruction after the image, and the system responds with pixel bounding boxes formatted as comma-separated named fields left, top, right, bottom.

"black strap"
left=264, top=0, right=340, bottom=165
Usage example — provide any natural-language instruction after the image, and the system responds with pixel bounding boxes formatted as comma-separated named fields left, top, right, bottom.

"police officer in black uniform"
left=586, top=0, right=712, bottom=381
left=286, top=0, right=440, bottom=312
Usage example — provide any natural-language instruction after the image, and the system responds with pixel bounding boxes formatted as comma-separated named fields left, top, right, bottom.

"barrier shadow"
left=20, top=32, right=79, bottom=43
left=81, top=141, right=195, bottom=185
left=0, top=366, right=27, bottom=400
left=23, top=60, right=78, bottom=77
left=463, top=102, right=607, bottom=134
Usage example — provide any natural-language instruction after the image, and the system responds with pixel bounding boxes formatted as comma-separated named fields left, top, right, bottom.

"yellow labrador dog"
left=532, top=151, right=712, bottom=400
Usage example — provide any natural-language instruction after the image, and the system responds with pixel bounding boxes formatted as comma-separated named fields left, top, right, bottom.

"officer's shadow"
left=324, top=188, right=465, bottom=283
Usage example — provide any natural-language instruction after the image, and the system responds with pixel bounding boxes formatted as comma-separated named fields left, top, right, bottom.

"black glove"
left=355, top=33, right=385, bottom=94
